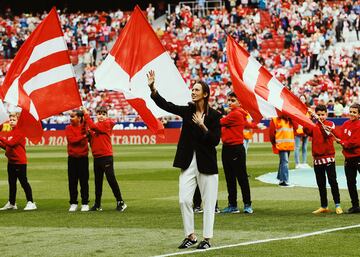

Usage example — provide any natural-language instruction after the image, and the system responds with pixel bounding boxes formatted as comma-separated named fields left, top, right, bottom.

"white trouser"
left=179, top=152, right=218, bottom=239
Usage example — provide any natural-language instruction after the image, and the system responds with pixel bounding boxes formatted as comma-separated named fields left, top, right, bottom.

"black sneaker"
left=196, top=240, right=211, bottom=249
left=116, top=201, right=127, bottom=212
left=215, top=206, right=221, bottom=214
left=347, top=206, right=360, bottom=214
left=193, top=206, right=203, bottom=214
left=279, top=182, right=294, bottom=187
left=178, top=238, right=197, bottom=249
left=89, top=205, right=102, bottom=211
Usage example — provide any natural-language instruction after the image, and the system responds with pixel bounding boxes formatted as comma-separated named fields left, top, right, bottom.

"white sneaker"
left=81, top=204, right=89, bottom=212
left=295, top=164, right=302, bottom=169
left=24, top=201, right=37, bottom=211
left=69, top=204, right=78, bottom=212
left=0, top=201, right=17, bottom=210
left=302, top=163, right=311, bottom=168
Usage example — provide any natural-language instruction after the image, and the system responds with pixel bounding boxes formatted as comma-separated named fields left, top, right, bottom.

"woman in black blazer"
left=147, top=70, right=221, bottom=250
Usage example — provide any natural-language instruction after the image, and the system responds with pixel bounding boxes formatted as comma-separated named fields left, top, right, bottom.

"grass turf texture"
left=0, top=144, right=359, bottom=257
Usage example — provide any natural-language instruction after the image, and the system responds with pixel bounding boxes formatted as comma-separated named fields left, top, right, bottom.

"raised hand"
left=80, top=106, right=88, bottom=115
left=146, top=70, right=156, bottom=92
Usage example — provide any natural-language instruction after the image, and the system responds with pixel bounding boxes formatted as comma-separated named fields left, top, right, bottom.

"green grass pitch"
left=0, top=143, right=359, bottom=256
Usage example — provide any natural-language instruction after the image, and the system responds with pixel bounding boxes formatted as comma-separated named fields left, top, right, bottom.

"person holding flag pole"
left=305, top=105, right=343, bottom=214
left=82, top=106, right=127, bottom=212
left=0, top=112, right=37, bottom=211
left=65, top=110, right=90, bottom=212
left=147, top=70, right=221, bottom=250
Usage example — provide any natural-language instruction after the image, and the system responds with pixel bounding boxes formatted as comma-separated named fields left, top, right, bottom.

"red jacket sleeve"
left=303, top=126, right=313, bottom=136
left=244, top=121, right=258, bottom=129
left=332, top=122, right=360, bottom=149
left=220, top=110, right=243, bottom=127
left=84, top=113, right=115, bottom=134
left=65, top=125, right=87, bottom=144
left=0, top=132, right=24, bottom=147
left=341, top=131, right=360, bottom=149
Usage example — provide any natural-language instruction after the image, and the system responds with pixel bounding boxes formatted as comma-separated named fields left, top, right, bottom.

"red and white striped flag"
left=95, top=6, right=190, bottom=134
left=226, top=35, right=314, bottom=128
left=0, top=7, right=82, bottom=142
left=0, top=98, right=8, bottom=125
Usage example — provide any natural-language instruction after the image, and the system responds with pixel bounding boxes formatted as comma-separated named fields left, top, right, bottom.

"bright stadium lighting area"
left=0, top=144, right=359, bottom=257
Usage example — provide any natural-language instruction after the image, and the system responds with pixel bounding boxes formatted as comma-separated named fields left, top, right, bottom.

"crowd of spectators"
left=0, top=0, right=359, bottom=126
left=159, top=0, right=359, bottom=118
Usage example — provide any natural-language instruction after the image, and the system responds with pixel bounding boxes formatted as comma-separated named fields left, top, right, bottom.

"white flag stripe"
left=255, top=94, right=277, bottom=117
left=5, top=37, right=73, bottom=110
left=24, top=36, right=67, bottom=71
left=23, top=64, right=74, bottom=95
left=29, top=100, right=39, bottom=120
left=0, top=99, right=8, bottom=125
left=94, top=54, right=130, bottom=91
left=267, top=77, right=284, bottom=110
left=243, top=57, right=261, bottom=91
left=130, top=52, right=191, bottom=118
left=95, top=52, right=191, bottom=118
left=4, top=77, right=19, bottom=106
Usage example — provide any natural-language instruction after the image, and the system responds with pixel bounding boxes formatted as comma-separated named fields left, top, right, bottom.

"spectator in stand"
left=146, top=3, right=155, bottom=25
left=355, top=14, right=360, bottom=41
left=317, top=49, right=328, bottom=75
left=332, top=103, right=360, bottom=214
left=82, top=106, right=127, bottom=212
left=107, top=104, right=118, bottom=121
left=0, top=1, right=357, bottom=125
left=269, top=115, right=295, bottom=187
left=305, top=105, right=343, bottom=215
left=0, top=113, right=37, bottom=211
left=327, top=99, right=335, bottom=118
left=65, top=110, right=90, bottom=212
left=100, top=45, right=109, bottom=61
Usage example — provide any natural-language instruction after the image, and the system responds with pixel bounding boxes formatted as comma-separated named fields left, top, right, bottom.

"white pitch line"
left=153, top=224, right=360, bottom=257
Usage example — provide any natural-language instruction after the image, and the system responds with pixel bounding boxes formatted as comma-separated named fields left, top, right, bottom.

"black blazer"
left=151, top=91, right=221, bottom=174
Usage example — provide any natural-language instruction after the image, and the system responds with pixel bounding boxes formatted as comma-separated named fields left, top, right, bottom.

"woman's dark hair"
left=195, top=80, right=210, bottom=114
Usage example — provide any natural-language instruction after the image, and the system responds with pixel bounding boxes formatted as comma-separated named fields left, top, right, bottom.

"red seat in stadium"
left=267, top=40, right=276, bottom=49
left=275, top=40, right=284, bottom=49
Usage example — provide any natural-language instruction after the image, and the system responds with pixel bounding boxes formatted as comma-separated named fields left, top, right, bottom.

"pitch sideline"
left=153, top=223, right=360, bottom=257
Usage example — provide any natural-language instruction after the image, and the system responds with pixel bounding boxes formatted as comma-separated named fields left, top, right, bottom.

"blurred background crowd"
left=0, top=0, right=359, bottom=126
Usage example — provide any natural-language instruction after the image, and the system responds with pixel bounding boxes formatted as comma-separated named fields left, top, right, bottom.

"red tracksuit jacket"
left=0, top=126, right=27, bottom=164
left=334, top=119, right=360, bottom=159
left=304, top=120, right=335, bottom=165
left=65, top=124, right=89, bottom=158
left=84, top=113, right=114, bottom=158
left=220, top=107, right=257, bottom=145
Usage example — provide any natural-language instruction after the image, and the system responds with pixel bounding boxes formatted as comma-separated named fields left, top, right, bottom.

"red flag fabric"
left=95, top=6, right=190, bottom=135
left=226, top=35, right=315, bottom=128
left=0, top=7, right=82, bottom=142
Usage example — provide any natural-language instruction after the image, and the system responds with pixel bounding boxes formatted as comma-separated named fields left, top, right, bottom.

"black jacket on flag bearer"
left=226, top=35, right=315, bottom=130
left=94, top=6, right=190, bottom=135
left=0, top=7, right=82, bottom=143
